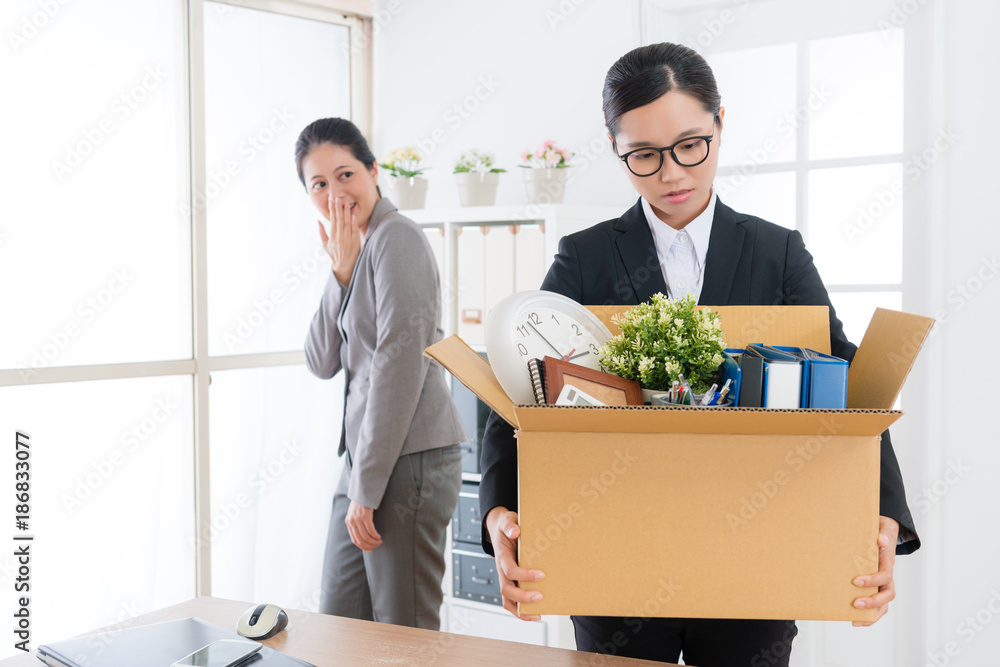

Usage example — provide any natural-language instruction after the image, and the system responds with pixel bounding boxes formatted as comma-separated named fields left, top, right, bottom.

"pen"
left=700, top=383, right=718, bottom=405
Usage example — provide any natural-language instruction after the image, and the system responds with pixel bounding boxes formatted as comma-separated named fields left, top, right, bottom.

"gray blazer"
left=305, top=197, right=466, bottom=509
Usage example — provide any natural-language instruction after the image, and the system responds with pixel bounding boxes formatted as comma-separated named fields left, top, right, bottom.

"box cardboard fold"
left=425, top=306, right=934, bottom=621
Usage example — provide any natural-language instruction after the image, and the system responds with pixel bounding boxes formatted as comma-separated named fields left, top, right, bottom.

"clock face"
left=485, top=291, right=614, bottom=405
left=512, top=305, right=605, bottom=371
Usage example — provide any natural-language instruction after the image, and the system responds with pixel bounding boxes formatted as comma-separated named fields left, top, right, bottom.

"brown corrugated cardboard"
left=847, top=307, right=935, bottom=409
left=424, top=305, right=934, bottom=622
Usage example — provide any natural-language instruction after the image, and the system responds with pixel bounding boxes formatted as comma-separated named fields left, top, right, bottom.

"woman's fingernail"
left=534, top=572, right=545, bottom=580
left=854, top=577, right=865, bottom=586
left=855, top=600, right=866, bottom=608
left=531, top=592, right=543, bottom=602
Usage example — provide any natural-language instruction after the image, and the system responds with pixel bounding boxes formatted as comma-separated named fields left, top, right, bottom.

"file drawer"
left=453, top=548, right=501, bottom=606
left=451, top=482, right=482, bottom=544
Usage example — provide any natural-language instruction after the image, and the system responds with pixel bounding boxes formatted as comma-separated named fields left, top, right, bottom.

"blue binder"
left=746, top=344, right=803, bottom=409
left=718, top=350, right=743, bottom=405
left=772, top=346, right=848, bottom=409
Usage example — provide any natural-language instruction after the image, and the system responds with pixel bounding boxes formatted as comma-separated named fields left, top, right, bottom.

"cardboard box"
left=426, top=306, right=934, bottom=622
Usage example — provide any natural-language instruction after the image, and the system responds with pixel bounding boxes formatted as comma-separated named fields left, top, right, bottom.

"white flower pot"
left=642, top=387, right=668, bottom=405
left=382, top=175, right=428, bottom=210
left=456, top=171, right=500, bottom=207
left=522, top=167, right=569, bottom=205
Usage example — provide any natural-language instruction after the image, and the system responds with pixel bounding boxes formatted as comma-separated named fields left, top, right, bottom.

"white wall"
left=927, top=1, right=1000, bottom=665
left=372, top=1, right=1000, bottom=665
left=371, top=0, right=640, bottom=211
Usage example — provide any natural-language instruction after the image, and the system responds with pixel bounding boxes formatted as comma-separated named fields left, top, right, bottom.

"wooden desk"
left=5, top=597, right=672, bottom=666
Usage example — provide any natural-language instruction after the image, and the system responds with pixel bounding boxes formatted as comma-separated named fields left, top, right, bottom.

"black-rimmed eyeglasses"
left=616, top=135, right=715, bottom=177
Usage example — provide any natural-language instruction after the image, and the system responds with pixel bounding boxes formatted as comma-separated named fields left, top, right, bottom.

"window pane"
left=715, top=171, right=796, bottom=230
left=208, top=365, right=344, bottom=610
left=808, top=29, right=904, bottom=160
left=0, top=0, right=190, bottom=369
left=204, top=4, right=351, bottom=355
left=807, top=164, right=903, bottom=285
left=828, top=291, right=903, bottom=347
left=0, top=376, right=194, bottom=652
left=710, top=43, right=798, bottom=168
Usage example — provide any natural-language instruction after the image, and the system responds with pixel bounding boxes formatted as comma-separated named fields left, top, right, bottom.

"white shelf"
left=403, top=203, right=622, bottom=226
left=419, top=204, right=621, bottom=653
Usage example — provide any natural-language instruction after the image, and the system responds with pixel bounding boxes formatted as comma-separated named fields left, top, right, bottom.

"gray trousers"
left=319, top=443, right=461, bottom=629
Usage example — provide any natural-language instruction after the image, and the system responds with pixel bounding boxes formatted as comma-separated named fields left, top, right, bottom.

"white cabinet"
left=406, top=204, right=623, bottom=343
left=408, top=205, right=623, bottom=651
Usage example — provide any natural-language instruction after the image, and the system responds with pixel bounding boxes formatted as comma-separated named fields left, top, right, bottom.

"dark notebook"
left=737, top=352, right=764, bottom=408
left=37, top=616, right=315, bottom=667
left=527, top=358, right=547, bottom=404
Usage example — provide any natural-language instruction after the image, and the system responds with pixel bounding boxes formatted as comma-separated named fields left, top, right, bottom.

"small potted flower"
left=519, top=140, right=573, bottom=205
left=453, top=149, right=506, bottom=207
left=599, top=293, right=727, bottom=403
left=379, top=146, right=430, bottom=209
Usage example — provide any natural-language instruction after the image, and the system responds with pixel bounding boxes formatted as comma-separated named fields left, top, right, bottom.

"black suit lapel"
left=699, top=198, right=747, bottom=306
left=614, top=199, right=667, bottom=304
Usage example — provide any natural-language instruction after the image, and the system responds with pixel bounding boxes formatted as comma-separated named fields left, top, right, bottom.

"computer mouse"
left=237, top=603, right=288, bottom=640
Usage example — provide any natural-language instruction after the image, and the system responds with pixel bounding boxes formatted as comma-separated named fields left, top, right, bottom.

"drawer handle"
left=471, top=576, right=491, bottom=585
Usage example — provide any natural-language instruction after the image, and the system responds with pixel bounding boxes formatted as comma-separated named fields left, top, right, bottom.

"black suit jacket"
left=479, top=197, right=920, bottom=556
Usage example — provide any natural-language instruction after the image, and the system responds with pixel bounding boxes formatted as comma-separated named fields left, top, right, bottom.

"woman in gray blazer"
left=297, top=118, right=466, bottom=630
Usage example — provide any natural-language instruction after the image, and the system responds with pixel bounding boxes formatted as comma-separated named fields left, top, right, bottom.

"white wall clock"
left=485, top=290, right=614, bottom=404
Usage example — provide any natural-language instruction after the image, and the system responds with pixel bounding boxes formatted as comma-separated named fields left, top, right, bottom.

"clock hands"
left=568, top=350, right=591, bottom=361
left=525, top=321, right=566, bottom=359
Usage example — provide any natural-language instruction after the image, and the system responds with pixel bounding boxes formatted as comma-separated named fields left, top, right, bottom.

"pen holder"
left=651, top=393, right=733, bottom=408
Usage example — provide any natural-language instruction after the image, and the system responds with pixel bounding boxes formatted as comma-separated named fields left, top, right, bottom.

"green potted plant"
left=453, top=149, right=505, bottom=206
left=379, top=146, right=429, bottom=209
left=599, top=293, right=727, bottom=401
left=519, top=139, right=573, bottom=205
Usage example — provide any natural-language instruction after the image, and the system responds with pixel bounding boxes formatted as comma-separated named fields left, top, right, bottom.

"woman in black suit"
left=478, top=42, right=919, bottom=666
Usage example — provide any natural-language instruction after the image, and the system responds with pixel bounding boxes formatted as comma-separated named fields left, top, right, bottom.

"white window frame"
left=0, top=0, right=374, bottom=597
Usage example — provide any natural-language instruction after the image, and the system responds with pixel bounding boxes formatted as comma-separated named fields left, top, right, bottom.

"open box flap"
left=424, top=335, right=517, bottom=428
left=514, top=404, right=901, bottom=436
left=847, top=307, right=935, bottom=409
left=587, top=305, right=833, bottom=353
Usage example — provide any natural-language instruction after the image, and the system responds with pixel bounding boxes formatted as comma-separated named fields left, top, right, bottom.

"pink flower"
left=543, top=139, right=556, bottom=147
left=520, top=150, right=530, bottom=163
